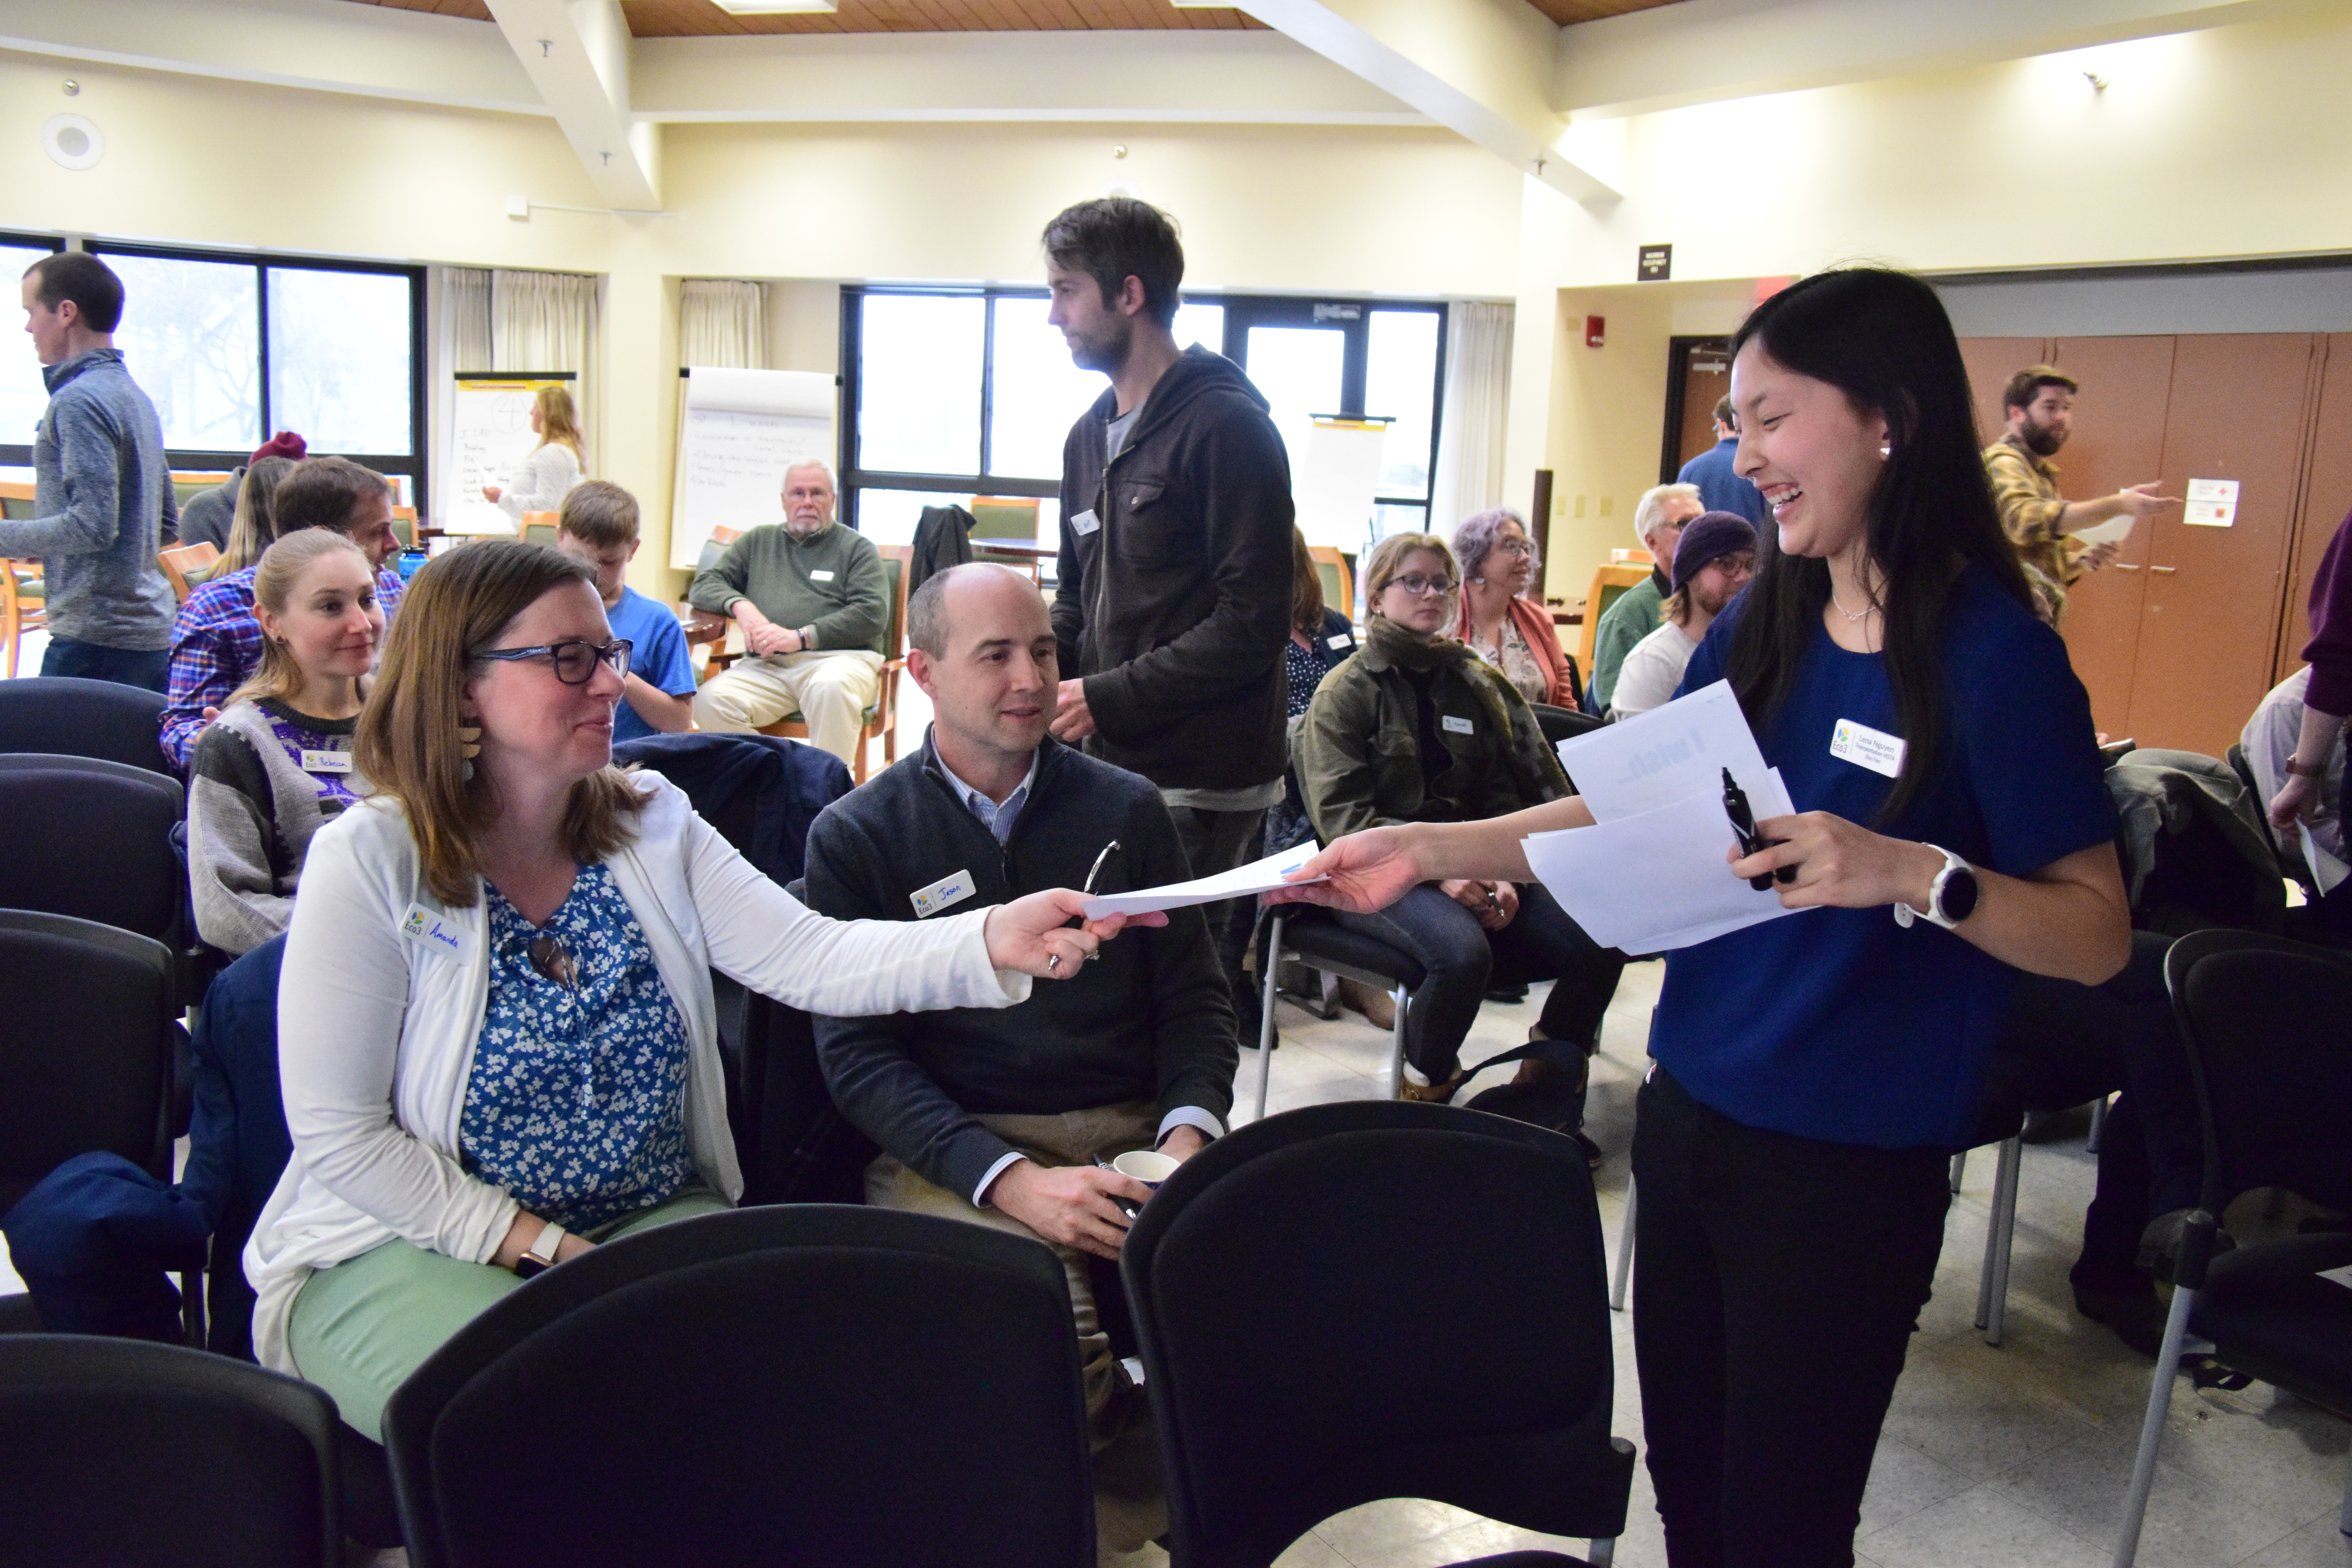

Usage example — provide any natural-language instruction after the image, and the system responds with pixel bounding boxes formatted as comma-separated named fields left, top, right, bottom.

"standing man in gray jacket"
left=13, top=252, right=177, bottom=690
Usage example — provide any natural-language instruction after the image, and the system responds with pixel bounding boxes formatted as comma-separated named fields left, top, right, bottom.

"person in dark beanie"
left=1607, top=510, right=1757, bottom=718
left=10, top=251, right=178, bottom=690
left=1042, top=198, right=1294, bottom=1005
left=178, top=430, right=308, bottom=554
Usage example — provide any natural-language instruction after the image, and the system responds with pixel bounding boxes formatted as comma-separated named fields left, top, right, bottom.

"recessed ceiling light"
left=708, top=0, right=838, bottom=13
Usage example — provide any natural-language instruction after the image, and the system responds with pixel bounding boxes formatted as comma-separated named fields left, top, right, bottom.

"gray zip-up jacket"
left=5, top=348, right=178, bottom=650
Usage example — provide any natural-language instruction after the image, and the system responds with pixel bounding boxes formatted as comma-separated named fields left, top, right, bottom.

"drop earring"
left=459, top=724, right=481, bottom=781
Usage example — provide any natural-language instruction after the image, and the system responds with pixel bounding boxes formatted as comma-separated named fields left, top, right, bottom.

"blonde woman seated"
left=1295, top=533, right=1625, bottom=1112
left=187, top=531, right=381, bottom=956
left=245, top=539, right=1145, bottom=1439
left=482, top=383, right=583, bottom=522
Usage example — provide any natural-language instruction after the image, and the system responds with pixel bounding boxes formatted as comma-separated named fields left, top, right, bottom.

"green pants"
left=287, top=1189, right=729, bottom=1441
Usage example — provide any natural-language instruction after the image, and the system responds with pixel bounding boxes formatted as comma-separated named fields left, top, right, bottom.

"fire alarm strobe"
left=1585, top=316, right=1606, bottom=349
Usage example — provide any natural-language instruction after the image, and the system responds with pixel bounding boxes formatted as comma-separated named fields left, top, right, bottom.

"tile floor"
left=1184, top=961, right=2350, bottom=1568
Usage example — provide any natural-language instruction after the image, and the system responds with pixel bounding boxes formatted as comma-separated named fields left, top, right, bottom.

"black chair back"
left=0, top=1333, right=341, bottom=1568
left=0, top=911, right=178, bottom=1215
left=384, top=1205, right=1096, bottom=1568
left=2166, top=929, right=2352, bottom=1216
left=0, top=764, right=186, bottom=949
left=1122, top=1100, right=1633, bottom=1568
left=0, top=676, right=173, bottom=777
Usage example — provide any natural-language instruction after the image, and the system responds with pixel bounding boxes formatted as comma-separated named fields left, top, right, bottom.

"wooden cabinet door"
left=1956, top=338, right=2049, bottom=446
left=2123, top=334, right=2321, bottom=757
left=2277, top=334, right=2352, bottom=686
left=2049, top=337, right=2177, bottom=739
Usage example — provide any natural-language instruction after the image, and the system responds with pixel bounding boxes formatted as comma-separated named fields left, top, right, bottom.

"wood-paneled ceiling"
left=343, top=0, right=1683, bottom=36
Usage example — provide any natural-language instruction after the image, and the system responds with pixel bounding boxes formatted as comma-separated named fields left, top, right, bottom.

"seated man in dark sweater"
left=804, top=563, right=1236, bottom=1558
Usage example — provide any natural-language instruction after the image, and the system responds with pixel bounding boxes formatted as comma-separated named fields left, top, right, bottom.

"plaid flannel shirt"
left=1983, top=435, right=2082, bottom=589
left=160, top=563, right=405, bottom=770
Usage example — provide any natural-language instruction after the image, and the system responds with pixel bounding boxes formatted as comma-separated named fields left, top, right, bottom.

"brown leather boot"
left=1399, top=1068, right=1467, bottom=1103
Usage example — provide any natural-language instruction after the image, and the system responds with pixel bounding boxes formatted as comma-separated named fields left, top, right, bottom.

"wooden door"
left=1678, top=341, right=1732, bottom=471
left=2276, top=334, right=2352, bottom=686
left=2048, top=337, right=2177, bottom=739
left=1956, top=338, right=2049, bottom=446
left=2123, top=334, right=2321, bottom=757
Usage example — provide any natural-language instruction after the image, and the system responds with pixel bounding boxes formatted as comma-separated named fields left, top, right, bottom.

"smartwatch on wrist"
left=514, top=1220, right=566, bottom=1279
left=1893, top=845, right=1980, bottom=931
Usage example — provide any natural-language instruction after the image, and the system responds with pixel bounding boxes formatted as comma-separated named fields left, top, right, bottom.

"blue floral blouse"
left=459, top=861, right=696, bottom=1233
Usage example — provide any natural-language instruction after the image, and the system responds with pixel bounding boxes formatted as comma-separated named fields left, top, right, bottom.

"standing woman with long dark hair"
left=1270, top=268, right=2129, bottom=1566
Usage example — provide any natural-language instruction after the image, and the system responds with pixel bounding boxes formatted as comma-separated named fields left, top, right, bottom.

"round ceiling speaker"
left=43, top=114, right=103, bottom=172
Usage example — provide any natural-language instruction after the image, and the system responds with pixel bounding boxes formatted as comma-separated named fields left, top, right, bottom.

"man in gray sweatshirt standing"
left=13, top=252, right=177, bottom=690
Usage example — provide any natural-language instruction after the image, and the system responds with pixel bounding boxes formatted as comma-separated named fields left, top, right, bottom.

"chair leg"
left=2112, top=1281, right=2200, bottom=1567
left=2087, top=1093, right=2109, bottom=1154
left=179, top=1268, right=206, bottom=1350
left=1950, top=1149, right=1967, bottom=1195
left=1586, top=1536, right=1615, bottom=1567
left=2340, top=1452, right=2350, bottom=1537
left=1978, top=1136, right=2021, bottom=1346
left=1610, top=1173, right=1637, bottom=1313
left=1383, top=984, right=1407, bottom=1102
left=1254, top=914, right=1283, bottom=1123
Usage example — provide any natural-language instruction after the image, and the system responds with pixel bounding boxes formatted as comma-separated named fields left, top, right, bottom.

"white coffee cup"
left=1111, top=1149, right=1180, bottom=1188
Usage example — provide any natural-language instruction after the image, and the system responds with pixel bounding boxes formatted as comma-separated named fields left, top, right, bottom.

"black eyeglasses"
left=474, top=637, right=633, bottom=685
left=1390, top=573, right=1459, bottom=598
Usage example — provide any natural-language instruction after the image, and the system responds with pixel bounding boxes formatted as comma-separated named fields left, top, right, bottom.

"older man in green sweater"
left=688, top=461, right=887, bottom=764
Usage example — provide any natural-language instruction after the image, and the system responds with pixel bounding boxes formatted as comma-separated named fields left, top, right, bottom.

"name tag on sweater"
left=1071, top=509, right=1101, bottom=536
left=910, top=870, right=975, bottom=919
left=301, top=749, right=352, bottom=774
left=809, top=569, right=835, bottom=582
left=1830, top=718, right=1906, bottom=778
left=400, top=904, right=470, bottom=964
left=1441, top=714, right=1475, bottom=735
left=1326, top=633, right=1354, bottom=651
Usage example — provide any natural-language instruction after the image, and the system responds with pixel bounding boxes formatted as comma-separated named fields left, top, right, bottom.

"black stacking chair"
left=2114, top=929, right=2352, bottom=1565
left=0, top=1334, right=342, bottom=1568
left=384, top=1205, right=1096, bottom=1568
left=0, top=675, right=173, bottom=777
left=1123, top=1100, right=1635, bottom=1568
left=0, top=755, right=194, bottom=982
left=1254, top=908, right=1423, bottom=1116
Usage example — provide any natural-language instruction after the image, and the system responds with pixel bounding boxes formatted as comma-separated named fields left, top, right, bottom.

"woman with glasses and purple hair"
left=245, top=539, right=1155, bottom=1440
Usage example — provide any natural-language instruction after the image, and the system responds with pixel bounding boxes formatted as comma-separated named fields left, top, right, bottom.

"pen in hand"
left=1722, top=768, right=1797, bottom=891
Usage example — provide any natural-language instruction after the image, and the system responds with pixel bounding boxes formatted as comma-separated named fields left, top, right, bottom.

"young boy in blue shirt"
left=553, top=481, right=698, bottom=743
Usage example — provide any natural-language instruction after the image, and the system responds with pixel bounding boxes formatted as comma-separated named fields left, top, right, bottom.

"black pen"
left=1722, top=768, right=1797, bottom=889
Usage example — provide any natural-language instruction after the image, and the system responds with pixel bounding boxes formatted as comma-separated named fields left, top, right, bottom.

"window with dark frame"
left=838, top=285, right=1447, bottom=561
left=0, top=235, right=426, bottom=505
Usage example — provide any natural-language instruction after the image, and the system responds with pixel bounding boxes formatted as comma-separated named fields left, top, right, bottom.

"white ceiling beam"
left=1238, top=0, right=1620, bottom=205
left=482, top=0, right=660, bottom=210
left=1554, top=0, right=2340, bottom=119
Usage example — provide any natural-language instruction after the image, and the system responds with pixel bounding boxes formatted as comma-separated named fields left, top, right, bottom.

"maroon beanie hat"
left=250, top=431, right=307, bottom=466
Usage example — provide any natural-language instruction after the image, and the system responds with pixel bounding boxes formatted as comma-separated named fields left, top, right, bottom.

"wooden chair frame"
left=1308, top=546, right=1355, bottom=623
left=1575, top=563, right=1655, bottom=673
left=158, top=542, right=223, bottom=604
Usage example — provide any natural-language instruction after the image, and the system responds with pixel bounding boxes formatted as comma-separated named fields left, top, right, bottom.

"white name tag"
left=1441, top=714, right=1475, bottom=735
left=400, top=903, right=470, bottom=964
left=909, top=869, right=976, bottom=919
left=1830, top=717, right=1906, bottom=778
left=1325, top=633, right=1354, bottom=651
left=300, top=748, right=352, bottom=774
left=1071, top=509, right=1101, bottom=537
left=809, top=569, right=835, bottom=582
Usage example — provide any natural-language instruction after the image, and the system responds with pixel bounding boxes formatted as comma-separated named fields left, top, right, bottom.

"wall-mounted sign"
left=1638, top=244, right=1673, bottom=282
left=2184, top=477, right=2240, bottom=527
left=1312, top=303, right=1363, bottom=322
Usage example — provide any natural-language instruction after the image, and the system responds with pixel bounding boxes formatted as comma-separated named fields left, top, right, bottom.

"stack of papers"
left=1526, top=681, right=1809, bottom=953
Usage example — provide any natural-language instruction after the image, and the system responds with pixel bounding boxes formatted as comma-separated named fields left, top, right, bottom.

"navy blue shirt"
left=1677, top=437, right=1768, bottom=528
left=604, top=585, right=697, bottom=745
left=1654, top=566, right=2117, bottom=1149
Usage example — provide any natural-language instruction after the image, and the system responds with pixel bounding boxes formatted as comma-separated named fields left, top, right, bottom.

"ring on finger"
left=1047, top=953, right=1061, bottom=973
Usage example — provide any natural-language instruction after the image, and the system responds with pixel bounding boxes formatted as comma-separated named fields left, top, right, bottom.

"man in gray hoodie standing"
left=13, top=252, right=177, bottom=690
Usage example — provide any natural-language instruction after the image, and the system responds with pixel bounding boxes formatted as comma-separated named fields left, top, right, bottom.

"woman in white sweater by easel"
left=481, top=383, right=583, bottom=521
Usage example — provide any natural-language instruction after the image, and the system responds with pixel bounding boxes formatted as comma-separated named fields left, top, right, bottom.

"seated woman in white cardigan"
left=481, top=383, right=583, bottom=522
left=245, top=539, right=1149, bottom=1438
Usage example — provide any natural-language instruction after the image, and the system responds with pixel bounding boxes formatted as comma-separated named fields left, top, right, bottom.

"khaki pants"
left=866, top=1102, right=1168, bottom=1557
left=693, top=648, right=882, bottom=767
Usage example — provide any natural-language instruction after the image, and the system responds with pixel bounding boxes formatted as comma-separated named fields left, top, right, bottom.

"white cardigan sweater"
left=244, top=773, right=1026, bottom=1374
left=494, top=441, right=581, bottom=520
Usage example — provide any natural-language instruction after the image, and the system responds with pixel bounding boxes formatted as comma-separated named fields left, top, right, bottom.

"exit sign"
left=1637, top=244, right=1672, bottom=282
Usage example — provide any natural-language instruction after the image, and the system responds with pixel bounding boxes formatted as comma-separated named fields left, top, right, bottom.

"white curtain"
left=491, top=267, right=601, bottom=472
left=1430, top=301, right=1515, bottom=534
left=443, top=267, right=492, bottom=374
left=428, top=267, right=494, bottom=524
left=680, top=280, right=766, bottom=369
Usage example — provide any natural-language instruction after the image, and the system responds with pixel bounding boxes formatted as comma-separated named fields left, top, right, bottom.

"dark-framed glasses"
left=1392, top=573, right=1458, bottom=598
left=474, top=637, right=633, bottom=685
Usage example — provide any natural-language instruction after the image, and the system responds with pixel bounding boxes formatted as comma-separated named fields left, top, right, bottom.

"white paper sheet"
left=1554, top=681, right=1772, bottom=823
left=1080, top=841, right=1327, bottom=918
left=1521, top=768, right=1804, bottom=953
left=2072, top=515, right=2136, bottom=548
left=2319, top=1263, right=2352, bottom=1292
left=2299, top=820, right=2349, bottom=897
